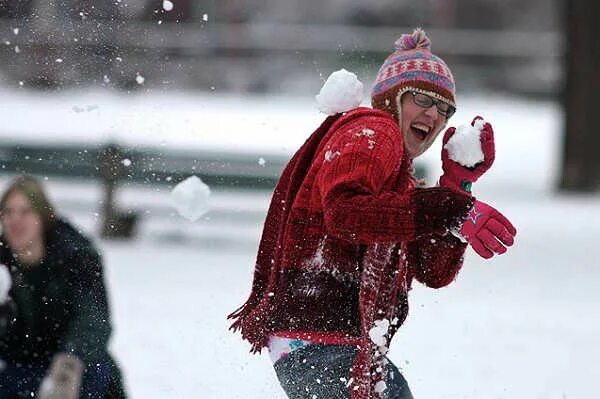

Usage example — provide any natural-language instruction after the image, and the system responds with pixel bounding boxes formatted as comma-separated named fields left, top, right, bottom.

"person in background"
left=0, top=176, right=126, bottom=399
left=228, top=28, right=516, bottom=398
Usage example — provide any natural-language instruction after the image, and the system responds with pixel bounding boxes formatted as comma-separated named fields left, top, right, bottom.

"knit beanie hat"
left=371, top=28, right=456, bottom=122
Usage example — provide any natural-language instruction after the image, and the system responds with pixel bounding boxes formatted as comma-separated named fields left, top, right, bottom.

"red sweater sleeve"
left=317, top=116, right=473, bottom=244
left=407, top=233, right=468, bottom=288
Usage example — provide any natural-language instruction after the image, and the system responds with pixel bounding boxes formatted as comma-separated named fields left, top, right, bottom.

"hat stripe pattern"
left=372, top=71, right=455, bottom=100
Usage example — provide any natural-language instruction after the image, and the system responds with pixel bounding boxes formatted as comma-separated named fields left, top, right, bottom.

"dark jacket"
left=0, top=218, right=112, bottom=366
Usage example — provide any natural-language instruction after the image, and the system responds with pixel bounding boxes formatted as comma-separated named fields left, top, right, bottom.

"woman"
left=0, top=176, right=126, bottom=399
left=228, top=29, right=516, bottom=398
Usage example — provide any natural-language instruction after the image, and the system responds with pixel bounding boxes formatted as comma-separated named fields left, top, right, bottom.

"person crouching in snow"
left=228, top=28, right=517, bottom=399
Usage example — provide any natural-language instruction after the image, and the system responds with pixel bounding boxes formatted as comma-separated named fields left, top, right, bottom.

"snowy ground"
left=1, top=88, right=599, bottom=398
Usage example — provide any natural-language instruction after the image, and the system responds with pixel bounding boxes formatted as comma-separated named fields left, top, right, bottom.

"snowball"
left=122, top=158, right=132, bottom=167
left=444, top=122, right=485, bottom=167
left=162, top=0, right=174, bottom=11
left=170, top=176, right=211, bottom=222
left=368, top=319, right=389, bottom=347
left=0, top=265, right=12, bottom=304
left=473, top=119, right=485, bottom=130
left=135, top=73, right=145, bottom=85
left=374, top=380, right=387, bottom=394
left=315, top=69, right=364, bottom=115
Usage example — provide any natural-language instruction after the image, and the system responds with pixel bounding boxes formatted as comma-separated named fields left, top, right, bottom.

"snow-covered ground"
left=1, top=88, right=599, bottom=398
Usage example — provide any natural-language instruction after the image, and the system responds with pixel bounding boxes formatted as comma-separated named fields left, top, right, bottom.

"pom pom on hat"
left=394, top=28, right=431, bottom=51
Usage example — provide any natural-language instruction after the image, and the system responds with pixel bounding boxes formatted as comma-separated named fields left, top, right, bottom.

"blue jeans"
left=0, top=360, right=111, bottom=399
left=273, top=344, right=413, bottom=399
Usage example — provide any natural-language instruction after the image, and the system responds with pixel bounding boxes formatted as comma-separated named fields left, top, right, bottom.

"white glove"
left=0, top=265, right=11, bottom=305
left=37, top=353, right=84, bottom=399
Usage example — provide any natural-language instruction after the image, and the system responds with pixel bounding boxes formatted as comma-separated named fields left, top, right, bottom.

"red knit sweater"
left=228, top=108, right=473, bottom=398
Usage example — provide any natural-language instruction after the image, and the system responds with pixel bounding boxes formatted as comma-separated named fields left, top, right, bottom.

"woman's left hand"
left=440, top=116, right=495, bottom=193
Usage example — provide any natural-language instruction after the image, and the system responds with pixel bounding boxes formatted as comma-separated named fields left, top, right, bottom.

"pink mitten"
left=460, top=200, right=516, bottom=259
left=440, top=116, right=495, bottom=193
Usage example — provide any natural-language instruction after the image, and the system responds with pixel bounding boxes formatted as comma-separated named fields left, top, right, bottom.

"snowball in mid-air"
left=0, top=265, right=12, bottom=304
left=315, top=69, right=364, bottom=115
left=170, top=176, right=211, bottom=222
left=368, top=319, right=389, bottom=347
left=162, top=0, right=174, bottom=11
left=444, top=121, right=486, bottom=167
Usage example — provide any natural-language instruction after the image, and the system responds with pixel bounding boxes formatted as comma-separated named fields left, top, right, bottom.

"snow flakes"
left=121, top=158, right=132, bottom=167
left=13, top=28, right=19, bottom=35
left=444, top=120, right=486, bottom=167
left=135, top=73, right=145, bottom=85
left=368, top=319, right=389, bottom=347
left=324, top=149, right=340, bottom=162
left=0, top=265, right=12, bottom=304
left=258, top=157, right=266, bottom=167
left=162, top=0, right=174, bottom=11
left=202, top=13, right=209, bottom=22
left=14, top=45, right=20, bottom=54
left=170, top=176, right=211, bottom=222
left=315, top=69, right=364, bottom=115
left=360, top=128, right=375, bottom=138
left=374, top=380, right=387, bottom=394
left=303, top=237, right=326, bottom=269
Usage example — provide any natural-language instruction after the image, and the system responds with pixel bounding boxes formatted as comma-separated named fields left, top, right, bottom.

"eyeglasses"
left=409, top=91, right=456, bottom=118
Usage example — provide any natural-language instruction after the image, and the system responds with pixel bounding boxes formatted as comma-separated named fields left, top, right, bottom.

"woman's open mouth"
left=410, top=123, right=432, bottom=141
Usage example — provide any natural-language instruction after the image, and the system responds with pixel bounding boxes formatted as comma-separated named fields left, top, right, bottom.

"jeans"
left=0, top=360, right=111, bottom=399
left=273, top=344, right=413, bottom=399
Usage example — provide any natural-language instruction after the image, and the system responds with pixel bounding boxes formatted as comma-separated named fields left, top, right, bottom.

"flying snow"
left=170, top=176, right=211, bottom=222
left=444, top=119, right=486, bottom=167
left=162, top=1, right=174, bottom=11
left=315, top=69, right=364, bottom=115
left=0, top=265, right=12, bottom=304
left=368, top=318, right=389, bottom=347
left=374, top=380, right=387, bottom=395
left=135, top=73, right=145, bottom=85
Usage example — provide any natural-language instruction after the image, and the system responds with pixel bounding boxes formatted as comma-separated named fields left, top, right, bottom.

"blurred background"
left=0, top=0, right=598, bottom=398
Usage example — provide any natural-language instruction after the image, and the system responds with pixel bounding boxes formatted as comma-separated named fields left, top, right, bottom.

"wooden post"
left=98, top=144, right=137, bottom=238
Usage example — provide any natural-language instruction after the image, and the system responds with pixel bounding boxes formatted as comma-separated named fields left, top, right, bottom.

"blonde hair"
left=0, top=176, right=56, bottom=234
